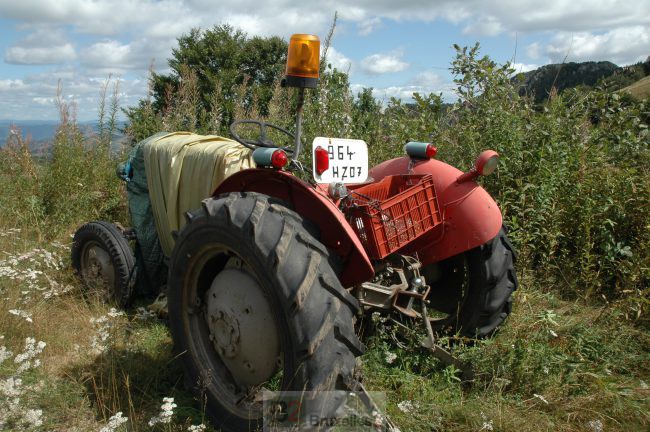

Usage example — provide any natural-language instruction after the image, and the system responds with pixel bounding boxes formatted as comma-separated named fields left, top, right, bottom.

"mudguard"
left=369, top=157, right=502, bottom=264
left=213, top=169, right=374, bottom=288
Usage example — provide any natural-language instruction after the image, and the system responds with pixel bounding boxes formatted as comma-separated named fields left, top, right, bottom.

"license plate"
left=312, top=137, right=368, bottom=184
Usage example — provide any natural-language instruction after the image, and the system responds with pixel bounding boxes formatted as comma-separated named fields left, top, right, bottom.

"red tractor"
left=72, top=34, right=517, bottom=431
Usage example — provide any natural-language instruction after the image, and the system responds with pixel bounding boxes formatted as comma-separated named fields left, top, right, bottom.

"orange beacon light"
left=284, top=34, right=320, bottom=88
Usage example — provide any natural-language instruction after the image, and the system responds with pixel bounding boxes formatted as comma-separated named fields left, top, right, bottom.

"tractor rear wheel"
left=168, top=192, right=363, bottom=431
left=71, top=221, right=136, bottom=307
left=421, top=227, right=518, bottom=338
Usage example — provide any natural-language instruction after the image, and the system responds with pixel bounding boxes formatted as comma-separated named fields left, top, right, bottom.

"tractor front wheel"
left=421, top=227, right=518, bottom=338
left=71, top=221, right=136, bottom=307
left=168, top=192, right=363, bottom=432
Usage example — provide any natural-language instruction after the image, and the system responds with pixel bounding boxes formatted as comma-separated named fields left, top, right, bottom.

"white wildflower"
left=640, top=380, right=648, bottom=389
left=14, top=337, right=46, bottom=373
left=188, top=424, right=206, bottom=432
left=543, top=366, right=550, bottom=375
left=23, top=409, right=43, bottom=428
left=90, top=314, right=117, bottom=354
left=587, top=419, right=603, bottom=432
left=8, top=309, right=33, bottom=323
left=0, top=346, right=12, bottom=364
left=42, top=275, right=73, bottom=299
left=533, top=393, right=549, bottom=404
left=0, top=377, right=23, bottom=397
left=548, top=329, right=558, bottom=338
left=480, top=420, right=494, bottom=431
left=384, top=351, right=397, bottom=364
left=99, top=411, right=128, bottom=432
left=107, top=308, right=125, bottom=318
left=148, top=397, right=177, bottom=426
left=397, top=400, right=417, bottom=413
left=479, top=412, right=493, bottom=431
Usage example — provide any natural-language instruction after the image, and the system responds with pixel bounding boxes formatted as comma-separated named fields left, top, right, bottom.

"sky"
left=0, top=0, right=648, bottom=121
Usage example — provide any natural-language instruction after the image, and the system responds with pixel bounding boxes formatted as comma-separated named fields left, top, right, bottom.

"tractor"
left=71, top=34, right=517, bottom=431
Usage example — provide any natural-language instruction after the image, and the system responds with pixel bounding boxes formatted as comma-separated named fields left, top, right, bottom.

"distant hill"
left=517, top=57, right=650, bottom=102
left=0, top=120, right=61, bottom=142
left=1, top=120, right=127, bottom=155
left=518, top=61, right=620, bottom=102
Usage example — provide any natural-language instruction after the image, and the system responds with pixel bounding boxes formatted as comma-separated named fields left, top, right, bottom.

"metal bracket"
left=351, top=381, right=400, bottom=432
left=421, top=301, right=474, bottom=381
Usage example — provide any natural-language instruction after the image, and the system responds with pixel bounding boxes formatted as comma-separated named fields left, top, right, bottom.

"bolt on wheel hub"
left=210, top=309, right=240, bottom=358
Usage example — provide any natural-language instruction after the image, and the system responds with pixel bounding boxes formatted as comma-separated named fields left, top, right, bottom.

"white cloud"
left=361, top=53, right=409, bottom=75
left=82, top=41, right=131, bottom=68
left=79, top=38, right=174, bottom=73
left=510, top=62, right=539, bottom=73
left=4, top=28, right=76, bottom=65
left=325, top=47, right=353, bottom=72
left=0, top=69, right=148, bottom=121
left=352, top=70, right=454, bottom=104
left=527, top=42, right=541, bottom=60
left=409, top=71, right=443, bottom=87
left=542, top=26, right=650, bottom=65
left=1, top=1, right=648, bottom=39
left=0, top=79, right=27, bottom=91
left=463, top=16, right=504, bottom=36
left=33, top=97, right=56, bottom=106
left=358, top=17, right=382, bottom=36
left=0, top=1, right=647, bottom=69
left=369, top=84, right=455, bottom=104
left=5, top=44, right=76, bottom=64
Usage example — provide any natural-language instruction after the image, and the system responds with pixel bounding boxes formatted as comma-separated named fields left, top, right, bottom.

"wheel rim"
left=184, top=245, right=285, bottom=420
left=80, top=241, right=115, bottom=291
left=204, top=258, right=281, bottom=387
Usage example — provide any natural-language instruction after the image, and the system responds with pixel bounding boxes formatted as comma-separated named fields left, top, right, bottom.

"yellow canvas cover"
left=142, top=132, right=254, bottom=256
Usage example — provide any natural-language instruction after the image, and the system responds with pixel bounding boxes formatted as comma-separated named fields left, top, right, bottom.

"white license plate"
left=312, top=137, right=368, bottom=184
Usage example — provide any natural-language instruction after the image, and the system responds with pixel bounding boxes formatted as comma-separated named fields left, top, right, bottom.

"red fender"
left=369, top=157, right=502, bottom=264
left=213, top=169, right=374, bottom=288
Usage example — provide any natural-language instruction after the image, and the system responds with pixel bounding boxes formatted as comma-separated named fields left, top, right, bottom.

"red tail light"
left=425, top=144, right=437, bottom=158
left=271, top=149, right=288, bottom=169
left=315, top=146, right=329, bottom=175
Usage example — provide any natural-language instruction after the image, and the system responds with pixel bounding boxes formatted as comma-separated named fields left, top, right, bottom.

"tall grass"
left=0, top=79, right=128, bottom=240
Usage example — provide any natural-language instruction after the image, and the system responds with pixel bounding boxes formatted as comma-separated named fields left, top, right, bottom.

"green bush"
left=0, top=91, right=128, bottom=238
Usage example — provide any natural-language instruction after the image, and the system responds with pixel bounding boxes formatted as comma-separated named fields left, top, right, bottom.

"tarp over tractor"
left=121, top=132, right=253, bottom=293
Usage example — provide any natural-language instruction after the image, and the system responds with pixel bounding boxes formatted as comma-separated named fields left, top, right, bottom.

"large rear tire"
left=421, top=227, right=518, bottom=338
left=168, top=192, right=363, bottom=431
left=71, top=221, right=136, bottom=307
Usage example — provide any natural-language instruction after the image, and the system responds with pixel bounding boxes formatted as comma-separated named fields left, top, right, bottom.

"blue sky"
left=0, top=0, right=648, bottom=121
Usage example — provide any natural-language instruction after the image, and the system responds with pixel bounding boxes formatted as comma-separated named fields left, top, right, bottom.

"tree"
left=125, top=25, right=287, bottom=142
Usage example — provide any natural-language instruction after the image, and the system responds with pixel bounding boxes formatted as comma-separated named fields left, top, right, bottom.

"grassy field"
left=0, top=213, right=648, bottom=431
left=623, top=75, right=650, bottom=100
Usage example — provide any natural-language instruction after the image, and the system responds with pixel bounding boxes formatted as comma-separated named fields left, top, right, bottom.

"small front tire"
left=71, top=221, right=136, bottom=307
